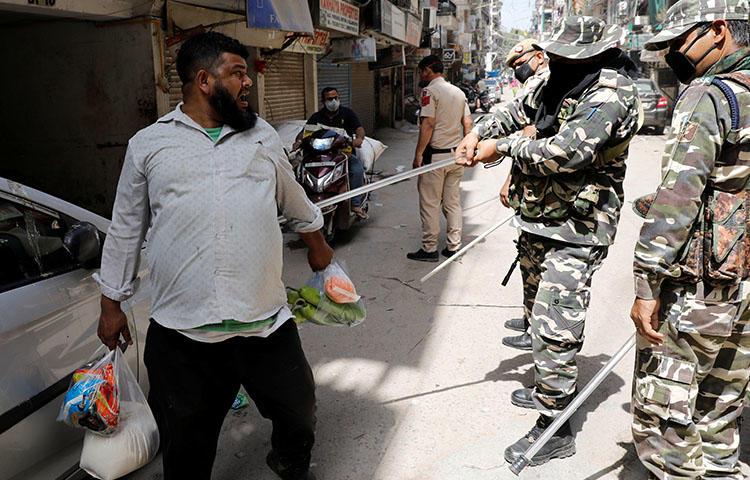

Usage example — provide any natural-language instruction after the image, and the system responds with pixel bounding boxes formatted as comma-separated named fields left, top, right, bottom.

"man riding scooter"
left=294, top=87, right=368, bottom=219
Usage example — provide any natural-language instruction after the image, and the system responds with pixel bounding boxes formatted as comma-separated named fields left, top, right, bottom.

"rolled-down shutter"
left=264, top=52, right=306, bottom=122
left=351, top=63, right=375, bottom=134
left=317, top=61, right=351, bottom=108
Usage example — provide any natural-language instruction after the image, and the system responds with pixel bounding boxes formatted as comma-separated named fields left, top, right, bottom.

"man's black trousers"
left=144, top=319, right=316, bottom=479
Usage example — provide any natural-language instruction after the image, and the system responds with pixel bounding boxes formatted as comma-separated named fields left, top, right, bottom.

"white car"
left=0, top=177, right=151, bottom=480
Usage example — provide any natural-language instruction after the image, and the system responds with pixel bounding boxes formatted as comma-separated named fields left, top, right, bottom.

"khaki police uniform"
left=418, top=76, right=470, bottom=252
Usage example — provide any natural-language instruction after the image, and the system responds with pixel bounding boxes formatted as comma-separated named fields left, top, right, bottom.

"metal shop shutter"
left=317, top=61, right=351, bottom=108
left=264, top=52, right=306, bottom=122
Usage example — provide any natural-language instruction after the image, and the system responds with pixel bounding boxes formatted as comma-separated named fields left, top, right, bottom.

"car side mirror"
left=63, top=222, right=101, bottom=266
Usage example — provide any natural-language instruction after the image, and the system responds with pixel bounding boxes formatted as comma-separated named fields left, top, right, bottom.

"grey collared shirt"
left=96, top=104, right=323, bottom=331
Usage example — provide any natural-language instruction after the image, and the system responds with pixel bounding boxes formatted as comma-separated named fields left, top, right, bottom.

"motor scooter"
left=294, top=127, right=370, bottom=242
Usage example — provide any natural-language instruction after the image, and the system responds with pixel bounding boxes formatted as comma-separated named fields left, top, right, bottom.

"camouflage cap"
left=535, top=16, right=627, bottom=59
left=645, top=0, right=750, bottom=51
left=505, top=38, right=541, bottom=67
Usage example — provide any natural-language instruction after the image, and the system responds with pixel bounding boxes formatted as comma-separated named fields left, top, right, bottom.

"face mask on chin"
left=324, top=99, right=340, bottom=112
left=514, top=58, right=535, bottom=83
left=665, top=24, right=716, bottom=84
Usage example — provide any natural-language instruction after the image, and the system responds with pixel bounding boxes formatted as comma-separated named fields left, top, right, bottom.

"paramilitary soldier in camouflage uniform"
left=457, top=16, right=642, bottom=465
left=629, top=0, right=750, bottom=477
left=458, top=38, right=551, bottom=352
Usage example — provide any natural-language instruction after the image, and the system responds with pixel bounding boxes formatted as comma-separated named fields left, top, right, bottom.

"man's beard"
left=209, top=81, right=257, bottom=132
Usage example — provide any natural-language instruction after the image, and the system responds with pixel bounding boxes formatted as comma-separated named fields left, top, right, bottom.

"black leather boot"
left=504, top=317, right=527, bottom=332
left=502, top=331, right=532, bottom=351
left=504, top=415, right=576, bottom=466
left=510, top=387, right=535, bottom=409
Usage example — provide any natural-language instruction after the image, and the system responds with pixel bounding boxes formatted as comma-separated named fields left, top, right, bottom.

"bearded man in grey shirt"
left=95, top=32, right=332, bottom=480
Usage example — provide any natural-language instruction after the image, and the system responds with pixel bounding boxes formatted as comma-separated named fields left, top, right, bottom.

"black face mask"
left=514, top=58, right=535, bottom=83
left=665, top=24, right=716, bottom=84
left=208, top=80, right=258, bottom=132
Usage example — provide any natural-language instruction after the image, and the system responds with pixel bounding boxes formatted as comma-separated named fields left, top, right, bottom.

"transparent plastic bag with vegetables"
left=286, top=262, right=366, bottom=327
left=57, top=347, right=121, bottom=436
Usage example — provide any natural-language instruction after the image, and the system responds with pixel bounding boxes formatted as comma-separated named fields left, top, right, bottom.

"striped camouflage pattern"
left=495, top=68, right=641, bottom=246
left=475, top=67, right=549, bottom=138
left=632, top=281, right=750, bottom=479
left=536, top=16, right=627, bottom=59
left=645, top=0, right=750, bottom=51
left=632, top=50, right=750, bottom=301
left=519, top=232, right=608, bottom=416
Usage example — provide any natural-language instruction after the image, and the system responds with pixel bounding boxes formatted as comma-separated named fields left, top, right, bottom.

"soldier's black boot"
left=504, top=415, right=576, bottom=466
left=502, top=331, right=532, bottom=351
left=510, top=387, right=535, bottom=409
left=504, top=317, right=527, bottom=332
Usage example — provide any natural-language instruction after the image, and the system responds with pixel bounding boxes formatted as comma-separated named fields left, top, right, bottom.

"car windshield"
left=635, top=81, right=655, bottom=94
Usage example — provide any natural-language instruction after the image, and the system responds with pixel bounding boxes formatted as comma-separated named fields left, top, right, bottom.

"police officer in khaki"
left=408, top=55, right=473, bottom=262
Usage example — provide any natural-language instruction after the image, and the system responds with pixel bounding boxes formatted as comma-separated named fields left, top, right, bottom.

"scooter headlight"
left=311, top=138, right=334, bottom=151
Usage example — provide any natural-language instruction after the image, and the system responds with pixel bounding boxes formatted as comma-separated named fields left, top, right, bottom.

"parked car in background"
left=0, top=177, right=151, bottom=480
left=634, top=78, right=671, bottom=135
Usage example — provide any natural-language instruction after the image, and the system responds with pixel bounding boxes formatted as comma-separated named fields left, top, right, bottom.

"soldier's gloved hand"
left=456, top=131, right=480, bottom=166
left=472, top=140, right=502, bottom=166
left=630, top=297, right=664, bottom=345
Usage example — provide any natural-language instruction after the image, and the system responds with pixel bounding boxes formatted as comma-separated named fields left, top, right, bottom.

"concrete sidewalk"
left=128, top=124, right=750, bottom=480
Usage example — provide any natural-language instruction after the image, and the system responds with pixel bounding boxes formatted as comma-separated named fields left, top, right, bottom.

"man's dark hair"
left=321, top=87, right=338, bottom=98
left=176, top=32, right=249, bottom=85
left=727, top=20, right=750, bottom=47
left=418, top=55, right=444, bottom=73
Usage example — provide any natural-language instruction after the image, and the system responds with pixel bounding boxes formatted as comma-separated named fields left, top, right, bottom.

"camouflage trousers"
left=632, top=281, right=750, bottom=479
left=518, top=231, right=608, bottom=417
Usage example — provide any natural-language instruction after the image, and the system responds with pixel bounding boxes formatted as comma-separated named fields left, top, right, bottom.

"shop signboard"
left=247, top=0, right=314, bottom=33
left=330, top=37, right=378, bottom=63
left=380, top=0, right=406, bottom=41
left=462, top=51, right=471, bottom=64
left=405, top=13, right=421, bottom=47
left=318, top=0, right=360, bottom=35
left=286, top=29, right=330, bottom=54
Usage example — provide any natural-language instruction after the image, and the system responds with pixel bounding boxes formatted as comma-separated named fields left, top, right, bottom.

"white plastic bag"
left=79, top=349, right=159, bottom=480
left=293, top=261, right=366, bottom=327
left=356, top=137, right=387, bottom=173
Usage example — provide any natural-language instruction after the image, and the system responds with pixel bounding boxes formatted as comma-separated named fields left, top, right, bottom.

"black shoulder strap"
left=711, top=77, right=742, bottom=130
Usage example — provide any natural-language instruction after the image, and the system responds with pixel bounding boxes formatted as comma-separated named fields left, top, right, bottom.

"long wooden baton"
left=419, top=213, right=514, bottom=283
left=509, top=333, right=636, bottom=475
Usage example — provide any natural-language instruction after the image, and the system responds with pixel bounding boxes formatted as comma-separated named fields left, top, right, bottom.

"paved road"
left=129, top=122, right=750, bottom=480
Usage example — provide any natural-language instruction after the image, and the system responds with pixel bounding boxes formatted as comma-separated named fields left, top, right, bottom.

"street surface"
left=128, top=115, right=750, bottom=480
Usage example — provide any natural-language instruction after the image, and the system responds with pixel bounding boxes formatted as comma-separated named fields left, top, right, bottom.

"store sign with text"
left=247, top=0, right=314, bottom=33
left=318, top=0, right=360, bottom=35
left=286, top=29, right=330, bottom=54
left=330, top=37, right=377, bottom=63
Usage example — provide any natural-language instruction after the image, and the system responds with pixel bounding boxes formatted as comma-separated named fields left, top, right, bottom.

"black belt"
left=430, top=147, right=455, bottom=154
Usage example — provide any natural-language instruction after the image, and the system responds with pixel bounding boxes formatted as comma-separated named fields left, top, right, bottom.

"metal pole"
left=509, top=333, right=637, bottom=475
left=278, top=158, right=458, bottom=227
left=419, top=213, right=515, bottom=283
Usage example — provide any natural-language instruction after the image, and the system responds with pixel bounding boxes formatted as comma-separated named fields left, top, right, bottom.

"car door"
left=0, top=195, right=143, bottom=480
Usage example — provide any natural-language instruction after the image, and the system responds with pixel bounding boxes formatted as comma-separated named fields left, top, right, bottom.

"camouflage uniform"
left=631, top=0, right=750, bottom=476
left=482, top=18, right=641, bottom=417
left=474, top=58, right=549, bottom=329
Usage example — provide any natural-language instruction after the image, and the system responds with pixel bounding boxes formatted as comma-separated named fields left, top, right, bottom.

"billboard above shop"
left=405, top=13, right=421, bottom=47
left=247, top=0, right=314, bottom=33
left=316, top=0, right=360, bottom=36
left=330, top=37, right=378, bottom=63
left=380, top=0, right=406, bottom=42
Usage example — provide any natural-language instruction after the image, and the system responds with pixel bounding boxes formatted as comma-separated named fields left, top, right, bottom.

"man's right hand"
left=456, top=132, right=480, bottom=166
left=499, top=174, right=512, bottom=208
left=98, top=296, right=132, bottom=351
left=413, top=154, right=423, bottom=169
